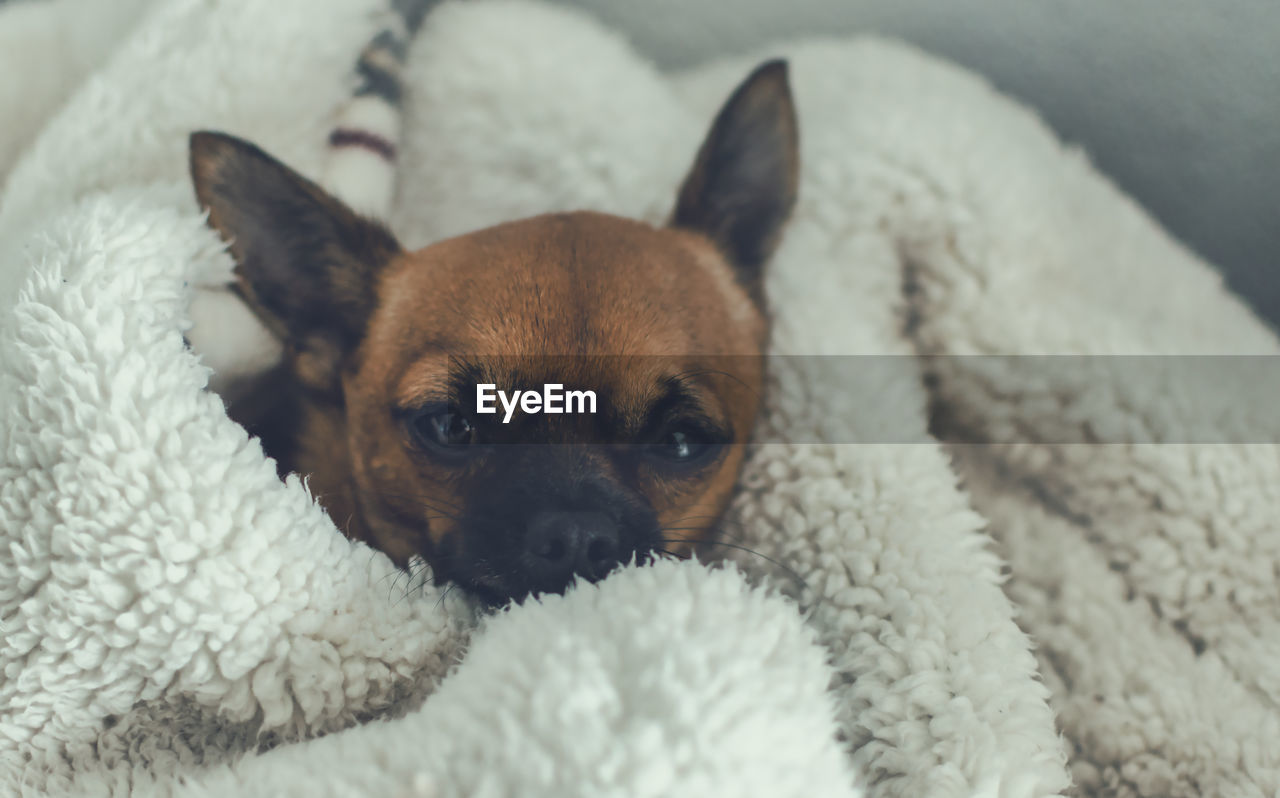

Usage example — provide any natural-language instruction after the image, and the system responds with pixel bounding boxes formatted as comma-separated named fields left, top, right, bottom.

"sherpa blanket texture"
left=1, top=1, right=1277, bottom=797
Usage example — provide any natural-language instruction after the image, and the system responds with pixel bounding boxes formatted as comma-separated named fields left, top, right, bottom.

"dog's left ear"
left=190, top=131, right=402, bottom=393
left=672, top=59, right=799, bottom=290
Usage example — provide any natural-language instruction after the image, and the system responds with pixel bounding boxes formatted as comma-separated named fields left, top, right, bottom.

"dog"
left=189, top=59, right=798, bottom=605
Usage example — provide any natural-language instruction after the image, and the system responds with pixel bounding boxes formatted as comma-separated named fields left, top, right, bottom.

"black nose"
left=523, top=510, right=622, bottom=592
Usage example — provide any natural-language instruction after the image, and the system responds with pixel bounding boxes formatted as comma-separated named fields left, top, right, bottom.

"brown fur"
left=305, top=213, right=765, bottom=564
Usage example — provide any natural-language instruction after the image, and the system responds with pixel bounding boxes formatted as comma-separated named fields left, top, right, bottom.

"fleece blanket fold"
left=1, top=1, right=1276, bottom=797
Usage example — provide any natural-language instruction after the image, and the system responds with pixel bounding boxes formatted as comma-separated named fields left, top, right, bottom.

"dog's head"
left=191, top=61, right=798, bottom=604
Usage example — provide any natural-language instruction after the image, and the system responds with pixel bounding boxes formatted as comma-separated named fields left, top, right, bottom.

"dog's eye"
left=650, top=427, right=716, bottom=465
left=410, top=406, right=477, bottom=455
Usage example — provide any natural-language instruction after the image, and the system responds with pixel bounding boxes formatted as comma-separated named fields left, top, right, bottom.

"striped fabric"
left=322, top=0, right=439, bottom=218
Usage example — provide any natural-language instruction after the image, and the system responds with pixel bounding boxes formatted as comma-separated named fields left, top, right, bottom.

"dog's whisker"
left=363, top=494, right=466, bottom=522
left=364, top=485, right=465, bottom=508
left=656, top=526, right=761, bottom=551
left=659, top=514, right=726, bottom=527
left=654, top=537, right=808, bottom=591
left=356, top=486, right=465, bottom=509
left=433, top=583, right=457, bottom=612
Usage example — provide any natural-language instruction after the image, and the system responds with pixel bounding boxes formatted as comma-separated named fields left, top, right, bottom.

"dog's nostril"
left=524, top=510, right=621, bottom=591
left=586, top=537, right=617, bottom=566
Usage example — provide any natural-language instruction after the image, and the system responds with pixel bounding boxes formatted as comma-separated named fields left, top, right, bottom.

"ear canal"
left=672, top=59, right=799, bottom=288
left=189, top=131, right=402, bottom=390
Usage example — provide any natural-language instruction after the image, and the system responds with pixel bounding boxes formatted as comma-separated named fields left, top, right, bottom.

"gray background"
left=556, top=0, right=1280, bottom=329
left=3, top=0, right=1277, bottom=327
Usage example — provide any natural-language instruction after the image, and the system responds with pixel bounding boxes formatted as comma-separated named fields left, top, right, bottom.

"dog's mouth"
left=435, top=530, right=660, bottom=608
left=453, top=577, right=511, bottom=609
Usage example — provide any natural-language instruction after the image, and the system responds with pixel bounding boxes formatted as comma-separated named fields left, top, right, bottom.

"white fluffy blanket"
left=2, top=1, right=1277, bottom=796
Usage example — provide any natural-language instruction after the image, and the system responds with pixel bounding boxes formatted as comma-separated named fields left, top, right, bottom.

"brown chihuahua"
left=190, top=60, right=798, bottom=605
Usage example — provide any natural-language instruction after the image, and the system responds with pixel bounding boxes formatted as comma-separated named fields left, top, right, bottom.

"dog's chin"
left=456, top=579, right=512, bottom=609
left=446, top=578, right=555, bottom=610
left=451, top=572, right=595, bottom=609
left=437, top=566, right=534, bottom=609
left=448, top=551, right=656, bottom=610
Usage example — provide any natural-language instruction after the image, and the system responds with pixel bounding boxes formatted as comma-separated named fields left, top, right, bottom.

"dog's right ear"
left=190, top=131, right=401, bottom=393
